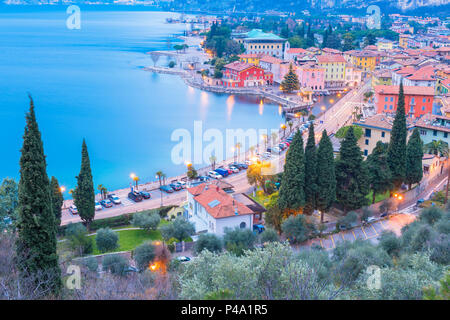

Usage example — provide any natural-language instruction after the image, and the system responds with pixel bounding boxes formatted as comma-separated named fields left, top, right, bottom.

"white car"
left=95, top=201, right=102, bottom=211
left=272, top=147, right=281, bottom=154
left=69, top=205, right=78, bottom=215
left=263, top=152, right=271, bottom=159
left=108, top=194, right=121, bottom=205
left=228, top=166, right=239, bottom=173
left=176, top=256, right=191, bottom=263
left=366, top=217, right=376, bottom=223
left=208, top=171, right=223, bottom=179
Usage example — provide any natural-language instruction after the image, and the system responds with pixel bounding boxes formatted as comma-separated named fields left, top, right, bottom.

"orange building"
left=375, top=85, right=435, bottom=118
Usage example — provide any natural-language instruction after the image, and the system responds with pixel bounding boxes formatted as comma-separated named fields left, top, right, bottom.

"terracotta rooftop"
left=316, top=54, right=346, bottom=64
left=322, top=47, right=342, bottom=54
left=287, top=48, right=307, bottom=54
left=224, top=61, right=260, bottom=72
left=259, top=55, right=284, bottom=64
left=406, top=65, right=436, bottom=81
left=374, top=85, right=435, bottom=96
left=355, top=114, right=414, bottom=131
left=188, top=185, right=253, bottom=219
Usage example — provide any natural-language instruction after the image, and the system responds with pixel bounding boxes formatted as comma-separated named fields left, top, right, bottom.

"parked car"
left=176, top=256, right=191, bottom=263
left=178, top=180, right=187, bottom=189
left=214, top=168, right=229, bottom=177
left=272, top=146, right=281, bottom=154
left=198, top=176, right=210, bottom=182
left=169, top=183, right=182, bottom=191
left=228, top=165, right=239, bottom=173
left=139, top=191, right=151, bottom=199
left=95, top=201, right=102, bottom=211
left=253, top=224, right=265, bottom=234
left=244, top=160, right=252, bottom=166
left=124, top=266, right=139, bottom=274
left=380, top=212, right=388, bottom=218
left=366, top=217, right=376, bottom=223
left=208, top=170, right=223, bottom=179
left=128, top=191, right=143, bottom=202
left=69, top=205, right=78, bottom=215
left=100, top=199, right=113, bottom=208
left=108, top=194, right=121, bottom=205
left=219, top=166, right=233, bottom=175
left=279, top=143, right=287, bottom=150
left=262, top=152, right=271, bottom=159
left=159, top=185, right=174, bottom=193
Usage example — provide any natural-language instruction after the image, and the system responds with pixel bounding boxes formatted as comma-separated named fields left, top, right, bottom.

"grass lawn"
left=249, top=190, right=274, bottom=207
left=89, top=229, right=162, bottom=255
left=366, top=190, right=390, bottom=204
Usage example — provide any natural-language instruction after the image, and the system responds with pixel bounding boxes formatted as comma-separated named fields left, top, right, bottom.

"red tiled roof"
left=287, top=48, right=307, bottom=54
left=189, top=185, right=253, bottom=219
left=259, top=55, right=284, bottom=64
left=316, top=54, right=346, bottom=63
left=224, top=61, right=261, bottom=72
left=322, top=47, right=342, bottom=54
left=374, top=85, right=435, bottom=96
left=238, top=53, right=264, bottom=59
left=406, top=65, right=436, bottom=81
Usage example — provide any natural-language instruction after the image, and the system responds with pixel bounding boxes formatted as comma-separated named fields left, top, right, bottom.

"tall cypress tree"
left=336, top=126, right=369, bottom=212
left=50, top=176, right=63, bottom=231
left=17, top=96, right=61, bottom=293
left=316, top=130, right=336, bottom=223
left=367, top=141, right=392, bottom=204
left=73, top=139, right=95, bottom=231
left=278, top=129, right=305, bottom=215
left=304, top=124, right=318, bottom=215
left=405, top=128, right=424, bottom=190
left=387, top=82, right=407, bottom=190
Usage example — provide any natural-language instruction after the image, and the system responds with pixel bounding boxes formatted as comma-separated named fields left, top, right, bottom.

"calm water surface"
left=0, top=7, right=282, bottom=192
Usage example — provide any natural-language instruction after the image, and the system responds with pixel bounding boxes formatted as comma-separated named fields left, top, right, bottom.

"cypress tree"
left=336, top=126, right=369, bottom=212
left=73, top=139, right=95, bottom=231
left=306, top=22, right=315, bottom=47
left=367, top=141, right=392, bottom=204
left=50, top=176, right=63, bottom=231
left=16, top=96, right=61, bottom=293
left=316, top=130, right=336, bottom=223
left=322, top=28, right=329, bottom=48
left=304, top=124, right=318, bottom=215
left=280, top=64, right=300, bottom=93
left=278, top=129, right=305, bottom=215
left=405, top=128, right=424, bottom=190
left=387, top=82, right=407, bottom=190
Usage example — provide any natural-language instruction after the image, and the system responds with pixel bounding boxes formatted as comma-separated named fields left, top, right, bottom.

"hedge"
left=59, top=205, right=176, bottom=235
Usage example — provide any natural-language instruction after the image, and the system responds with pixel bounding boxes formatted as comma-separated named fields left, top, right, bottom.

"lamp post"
left=156, top=174, right=163, bottom=207
left=185, top=161, right=192, bottom=180
left=393, top=193, right=404, bottom=214
left=280, top=123, right=286, bottom=139
left=231, top=147, right=236, bottom=163
left=130, top=173, right=139, bottom=191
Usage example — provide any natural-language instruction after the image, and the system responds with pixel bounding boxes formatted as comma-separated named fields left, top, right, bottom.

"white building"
left=186, top=184, right=254, bottom=236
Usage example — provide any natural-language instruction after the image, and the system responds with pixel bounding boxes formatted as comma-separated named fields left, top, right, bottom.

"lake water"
left=0, top=7, right=282, bottom=192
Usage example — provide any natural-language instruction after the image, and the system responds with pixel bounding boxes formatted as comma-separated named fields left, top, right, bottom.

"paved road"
left=60, top=81, right=372, bottom=226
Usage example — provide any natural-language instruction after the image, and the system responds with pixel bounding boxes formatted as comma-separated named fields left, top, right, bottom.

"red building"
left=374, top=85, right=435, bottom=118
left=222, top=62, right=273, bottom=88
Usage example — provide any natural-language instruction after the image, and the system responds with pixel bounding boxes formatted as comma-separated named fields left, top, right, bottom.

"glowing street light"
left=60, top=186, right=66, bottom=193
left=130, top=173, right=139, bottom=190
left=280, top=123, right=287, bottom=138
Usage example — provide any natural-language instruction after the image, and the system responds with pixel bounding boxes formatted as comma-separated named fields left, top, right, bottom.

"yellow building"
left=372, top=69, right=393, bottom=87
left=350, top=51, right=379, bottom=72
left=376, top=39, right=394, bottom=51
left=399, top=34, right=411, bottom=49
left=316, top=54, right=347, bottom=89
left=355, top=114, right=414, bottom=157
left=238, top=53, right=262, bottom=65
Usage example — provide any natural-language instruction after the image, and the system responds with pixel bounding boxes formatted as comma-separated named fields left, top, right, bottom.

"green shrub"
left=83, top=256, right=98, bottom=272
left=132, top=211, right=160, bottom=232
left=102, top=254, right=129, bottom=276
left=194, top=233, right=223, bottom=254
left=260, top=228, right=279, bottom=243
left=133, top=242, right=156, bottom=271
left=65, top=222, right=93, bottom=256
left=96, top=228, right=119, bottom=253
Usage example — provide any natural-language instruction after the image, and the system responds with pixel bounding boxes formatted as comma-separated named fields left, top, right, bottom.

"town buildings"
left=222, top=61, right=273, bottom=87
left=317, top=54, right=347, bottom=89
left=232, top=29, right=290, bottom=59
left=374, top=85, right=435, bottom=118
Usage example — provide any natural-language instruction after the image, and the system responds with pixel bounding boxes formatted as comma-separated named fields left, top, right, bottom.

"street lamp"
left=231, top=147, right=236, bottom=163
left=280, top=123, right=286, bottom=138
left=60, top=186, right=66, bottom=193
left=130, top=173, right=139, bottom=191
left=321, top=105, right=326, bottom=123
left=156, top=174, right=163, bottom=207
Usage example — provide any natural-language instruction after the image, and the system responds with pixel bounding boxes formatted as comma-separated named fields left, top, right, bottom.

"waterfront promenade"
left=60, top=81, right=370, bottom=225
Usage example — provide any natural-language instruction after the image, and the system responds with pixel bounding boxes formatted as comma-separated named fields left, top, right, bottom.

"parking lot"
left=299, top=213, right=417, bottom=251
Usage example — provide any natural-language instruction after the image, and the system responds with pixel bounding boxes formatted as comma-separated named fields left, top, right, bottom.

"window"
left=365, top=139, right=369, bottom=145
left=384, top=105, right=387, bottom=109
left=390, top=97, right=394, bottom=102
left=423, top=98, right=426, bottom=103
left=239, top=222, right=246, bottom=229
left=365, top=128, right=371, bottom=137
left=445, top=132, right=448, bottom=138
left=420, top=130, right=427, bottom=135
left=433, top=130, right=438, bottom=136
left=381, top=131, right=385, bottom=138
left=364, top=149, right=368, bottom=156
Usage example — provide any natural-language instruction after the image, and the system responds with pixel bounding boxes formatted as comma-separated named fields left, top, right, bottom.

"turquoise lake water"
left=0, top=7, right=282, bottom=192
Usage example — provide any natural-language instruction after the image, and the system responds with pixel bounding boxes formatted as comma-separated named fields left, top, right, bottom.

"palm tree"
left=424, top=140, right=449, bottom=157
left=287, top=120, right=293, bottom=133
left=235, top=142, right=242, bottom=162
left=261, top=134, right=268, bottom=152
left=156, top=171, right=165, bottom=187
left=209, top=155, right=217, bottom=170
left=97, top=184, right=107, bottom=200
left=249, top=146, right=256, bottom=158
